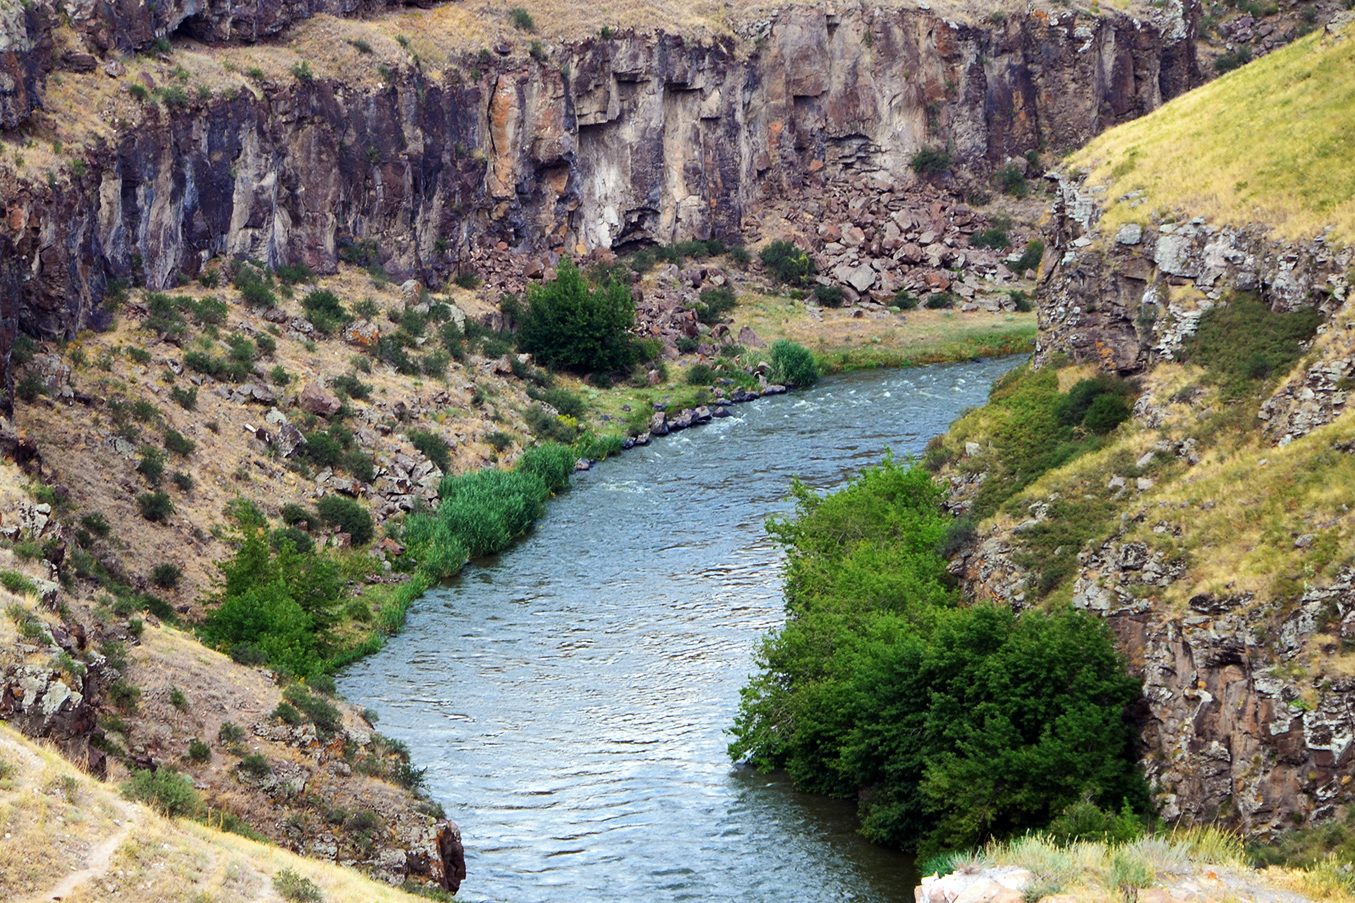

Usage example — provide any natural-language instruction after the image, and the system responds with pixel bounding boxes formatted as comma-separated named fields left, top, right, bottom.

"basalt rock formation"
left=0, top=1, right=1200, bottom=414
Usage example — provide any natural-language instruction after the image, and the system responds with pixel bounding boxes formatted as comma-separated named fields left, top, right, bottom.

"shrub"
left=163, top=429, right=195, bottom=456
left=136, top=446, right=165, bottom=486
left=315, top=496, right=374, bottom=545
left=485, top=431, right=514, bottom=452
left=813, top=284, right=845, bottom=307
left=1, top=571, right=37, bottom=595
left=186, top=738, right=212, bottom=763
left=219, top=721, right=246, bottom=745
left=408, top=429, right=450, bottom=472
left=924, top=292, right=956, bottom=310
left=729, top=459, right=1149, bottom=857
left=910, top=145, right=952, bottom=175
left=282, top=685, right=343, bottom=737
left=273, top=868, right=323, bottom=903
left=121, top=768, right=202, bottom=818
left=1013, top=239, right=1045, bottom=274
left=238, top=753, right=271, bottom=777
left=291, top=60, right=313, bottom=82
left=526, top=386, right=586, bottom=418
left=1180, top=294, right=1322, bottom=396
left=272, top=526, right=314, bottom=554
left=728, top=245, right=752, bottom=267
left=170, top=385, right=198, bottom=410
left=172, top=471, right=193, bottom=492
left=272, top=701, right=304, bottom=724
left=695, top=286, right=737, bottom=324
left=1082, top=393, right=1132, bottom=435
left=768, top=339, right=820, bottom=387
left=686, top=363, right=716, bottom=386
left=1008, top=290, right=1034, bottom=313
left=302, top=289, right=350, bottom=336
left=280, top=503, right=316, bottom=528
left=151, top=563, right=182, bottom=589
left=331, top=374, right=371, bottom=401
left=759, top=240, right=816, bottom=287
left=508, top=6, right=534, bottom=30
left=894, top=290, right=920, bottom=310
left=1215, top=47, right=1252, bottom=73
left=516, top=258, right=637, bottom=373
left=137, top=491, right=174, bottom=521
left=971, top=227, right=1011, bottom=250
left=996, top=164, right=1028, bottom=197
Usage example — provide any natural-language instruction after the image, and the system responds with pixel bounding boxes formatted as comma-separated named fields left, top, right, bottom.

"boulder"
left=299, top=382, right=341, bottom=417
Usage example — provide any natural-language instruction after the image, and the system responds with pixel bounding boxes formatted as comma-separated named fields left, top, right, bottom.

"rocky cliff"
left=945, top=23, right=1355, bottom=838
left=0, top=0, right=1199, bottom=413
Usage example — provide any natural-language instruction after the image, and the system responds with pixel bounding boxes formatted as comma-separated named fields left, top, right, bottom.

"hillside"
left=1068, top=14, right=1355, bottom=245
left=0, top=721, right=434, bottom=902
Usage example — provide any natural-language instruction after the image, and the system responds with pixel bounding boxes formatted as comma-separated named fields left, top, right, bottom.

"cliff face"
left=0, top=1, right=1198, bottom=413
left=951, top=163, right=1355, bottom=836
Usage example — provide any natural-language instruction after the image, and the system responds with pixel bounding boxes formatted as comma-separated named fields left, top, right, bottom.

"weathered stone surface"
left=299, top=382, right=341, bottom=417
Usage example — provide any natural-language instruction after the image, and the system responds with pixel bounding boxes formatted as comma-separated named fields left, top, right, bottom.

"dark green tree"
left=515, top=258, right=637, bottom=372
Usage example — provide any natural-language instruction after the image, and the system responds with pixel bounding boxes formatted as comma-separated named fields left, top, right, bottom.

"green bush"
left=315, top=496, right=374, bottom=545
left=729, top=458, right=1148, bottom=856
left=515, top=259, right=637, bottom=373
left=283, top=685, right=343, bottom=738
left=201, top=501, right=346, bottom=677
left=238, top=752, right=272, bottom=777
left=894, top=290, right=920, bottom=310
left=924, top=293, right=956, bottom=310
left=218, top=721, right=246, bottom=745
left=695, top=286, right=737, bottom=324
left=186, top=738, right=212, bottom=763
left=1180, top=294, right=1322, bottom=396
left=273, top=868, right=323, bottom=903
left=995, top=164, right=1028, bottom=197
left=137, top=491, right=174, bottom=522
left=1082, top=393, right=1132, bottom=435
left=151, top=563, right=182, bottom=588
left=910, top=146, right=952, bottom=175
left=303, top=289, right=350, bottom=336
left=1013, top=239, right=1045, bottom=274
left=971, top=227, right=1011, bottom=250
left=1214, top=47, right=1252, bottom=73
left=768, top=339, right=820, bottom=387
left=686, top=363, right=716, bottom=386
left=121, top=767, right=202, bottom=818
left=408, top=429, right=450, bottom=472
left=813, top=284, right=845, bottom=307
left=163, top=429, right=196, bottom=457
left=137, top=446, right=165, bottom=486
left=759, top=240, right=816, bottom=287
left=170, top=385, right=198, bottom=410
left=508, top=6, right=534, bottom=30
left=1, top=571, right=37, bottom=595
left=280, top=503, right=316, bottom=528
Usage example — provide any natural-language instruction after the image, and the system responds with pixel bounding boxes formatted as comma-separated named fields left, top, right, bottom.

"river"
left=337, top=356, right=1022, bottom=903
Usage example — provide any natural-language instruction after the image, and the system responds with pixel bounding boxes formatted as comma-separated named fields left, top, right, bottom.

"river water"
left=337, top=356, right=1021, bottom=903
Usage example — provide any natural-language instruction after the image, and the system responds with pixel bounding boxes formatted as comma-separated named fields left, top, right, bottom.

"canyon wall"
left=0, top=1, right=1198, bottom=413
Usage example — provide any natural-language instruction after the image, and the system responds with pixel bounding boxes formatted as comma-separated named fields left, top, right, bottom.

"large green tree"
left=515, top=258, right=637, bottom=373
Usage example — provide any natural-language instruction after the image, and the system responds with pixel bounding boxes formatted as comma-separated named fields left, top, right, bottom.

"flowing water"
left=338, top=356, right=1022, bottom=903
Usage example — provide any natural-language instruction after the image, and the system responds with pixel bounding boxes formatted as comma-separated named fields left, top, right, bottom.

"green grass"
left=1071, top=25, right=1355, bottom=243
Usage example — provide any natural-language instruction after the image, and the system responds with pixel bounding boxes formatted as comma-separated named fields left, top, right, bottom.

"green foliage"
left=695, top=286, right=737, bottom=324
left=1214, top=47, right=1252, bottom=73
left=924, top=293, right=956, bottom=310
left=186, top=738, right=212, bottom=763
left=894, top=290, right=920, bottom=310
left=996, top=164, right=1029, bottom=197
left=121, top=767, right=202, bottom=818
left=508, top=6, right=535, bottom=30
left=1, top=570, right=37, bottom=595
left=238, top=752, right=272, bottom=777
left=218, top=721, right=245, bottom=745
left=315, top=496, right=374, bottom=545
left=282, top=685, right=343, bottom=738
left=137, top=446, right=165, bottom=486
left=137, top=491, right=174, bottom=521
left=686, top=363, right=716, bottom=386
left=759, top=240, right=816, bottom=287
left=1083, top=393, right=1132, bottom=435
left=170, top=385, right=198, bottom=410
left=273, top=868, right=323, bottom=903
left=768, top=339, right=820, bottom=387
left=516, top=258, right=638, bottom=373
left=303, top=289, right=351, bottom=336
left=729, top=459, right=1148, bottom=856
left=407, top=429, right=450, bottom=472
left=1179, top=294, right=1322, bottom=396
left=813, top=284, right=845, bottom=307
left=910, top=146, right=953, bottom=175
left=1045, top=800, right=1148, bottom=844
left=971, top=227, right=1012, bottom=250
left=1013, top=240, right=1045, bottom=274
left=163, top=429, right=195, bottom=456
left=151, top=562, right=182, bottom=589
left=200, top=501, right=346, bottom=677
left=526, top=386, right=586, bottom=418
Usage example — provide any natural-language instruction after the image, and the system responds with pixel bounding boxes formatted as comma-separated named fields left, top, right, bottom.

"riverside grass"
left=1069, top=22, right=1355, bottom=244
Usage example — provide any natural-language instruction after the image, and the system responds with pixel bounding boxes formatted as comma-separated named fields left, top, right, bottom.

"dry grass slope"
left=0, top=723, right=427, bottom=903
left=1069, top=22, right=1355, bottom=244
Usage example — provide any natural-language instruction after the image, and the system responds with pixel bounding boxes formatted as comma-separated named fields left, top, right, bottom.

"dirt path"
left=25, top=804, right=136, bottom=903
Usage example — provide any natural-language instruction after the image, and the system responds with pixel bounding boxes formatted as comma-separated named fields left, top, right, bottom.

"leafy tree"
left=729, top=458, right=1148, bottom=857
left=315, top=495, right=374, bottom=545
left=759, top=240, right=816, bottom=287
left=201, top=501, right=346, bottom=677
left=516, top=258, right=637, bottom=373
left=769, top=339, right=820, bottom=387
